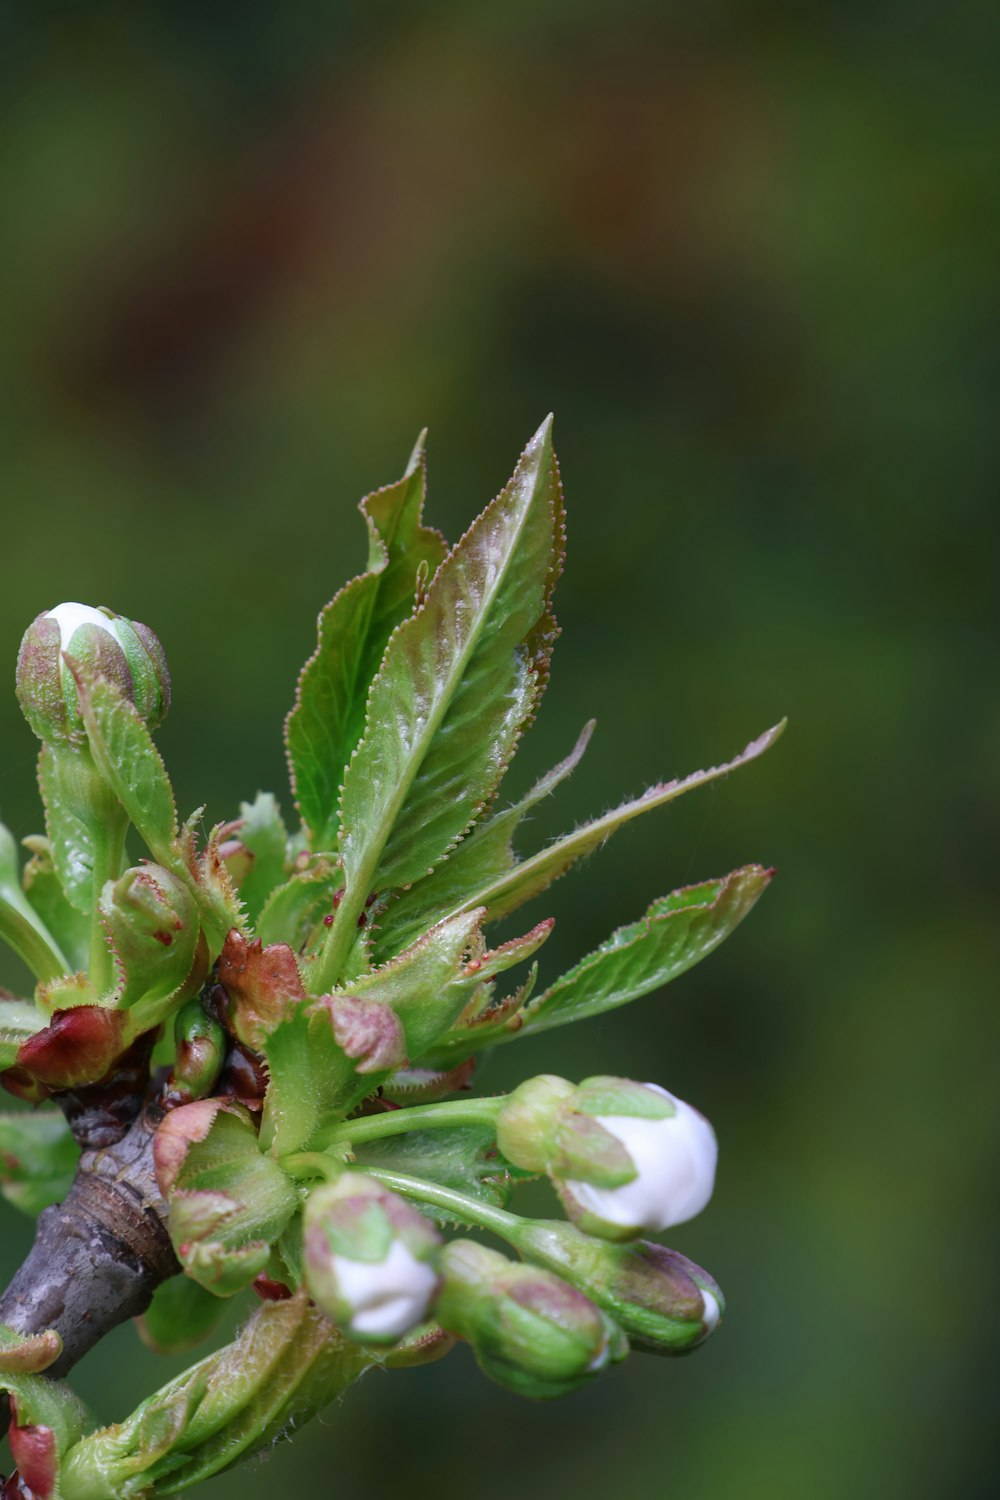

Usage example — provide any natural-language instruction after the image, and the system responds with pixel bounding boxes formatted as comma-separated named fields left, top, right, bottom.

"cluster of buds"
left=496, top=1074, right=717, bottom=1240
left=289, top=1068, right=723, bottom=1397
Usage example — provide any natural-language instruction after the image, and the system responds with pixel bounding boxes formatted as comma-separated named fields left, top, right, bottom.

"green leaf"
left=0, top=995, right=48, bottom=1070
left=423, top=721, right=785, bottom=931
left=315, top=418, right=563, bottom=989
left=136, top=1276, right=230, bottom=1359
left=161, top=1104, right=300, bottom=1298
left=0, top=819, right=72, bottom=981
left=435, top=866, right=774, bottom=1057
left=233, top=792, right=289, bottom=924
left=374, top=721, right=594, bottom=961
left=21, top=835, right=91, bottom=972
left=59, top=1296, right=372, bottom=1498
left=0, top=1323, right=96, bottom=1498
left=36, top=746, right=127, bottom=917
left=286, top=440, right=447, bottom=853
left=256, top=860, right=337, bottom=949
left=0, top=1109, right=79, bottom=1215
left=70, top=661, right=178, bottom=861
left=354, top=1124, right=517, bottom=1217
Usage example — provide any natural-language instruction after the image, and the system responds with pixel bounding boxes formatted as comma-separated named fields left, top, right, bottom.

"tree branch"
left=0, top=1102, right=177, bottom=1379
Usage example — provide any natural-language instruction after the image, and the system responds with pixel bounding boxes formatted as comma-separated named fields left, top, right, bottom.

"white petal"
left=333, top=1239, right=438, bottom=1340
left=700, top=1288, right=721, bottom=1333
left=46, top=603, right=121, bottom=650
left=566, top=1091, right=717, bottom=1231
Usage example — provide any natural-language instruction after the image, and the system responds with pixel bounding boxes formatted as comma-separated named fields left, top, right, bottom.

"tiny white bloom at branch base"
left=332, top=1239, right=440, bottom=1340
left=562, top=1085, right=717, bottom=1236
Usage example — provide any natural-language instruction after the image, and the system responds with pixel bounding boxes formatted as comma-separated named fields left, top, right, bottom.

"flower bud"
left=516, top=1219, right=723, bottom=1354
left=16, top=602, right=170, bottom=746
left=435, top=1240, right=627, bottom=1399
left=498, top=1075, right=717, bottom=1240
left=303, top=1174, right=441, bottom=1344
left=99, top=865, right=201, bottom=1016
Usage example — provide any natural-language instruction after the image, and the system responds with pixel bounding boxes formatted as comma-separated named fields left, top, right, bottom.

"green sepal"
left=136, top=1275, right=230, bottom=1358
left=286, top=439, right=447, bottom=853
left=58, top=1295, right=373, bottom=1499
left=0, top=1109, right=79, bottom=1215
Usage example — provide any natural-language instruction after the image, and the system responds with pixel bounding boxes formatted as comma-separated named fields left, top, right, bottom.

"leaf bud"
left=166, top=998, right=226, bottom=1104
left=99, top=865, right=201, bottom=1018
left=16, top=602, right=170, bottom=746
left=435, top=1240, right=627, bottom=1399
left=516, top=1219, right=723, bottom=1354
left=498, top=1075, right=717, bottom=1240
left=303, top=1173, right=442, bottom=1344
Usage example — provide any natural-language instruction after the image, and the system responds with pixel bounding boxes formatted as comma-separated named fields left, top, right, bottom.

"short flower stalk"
left=0, top=422, right=779, bottom=1497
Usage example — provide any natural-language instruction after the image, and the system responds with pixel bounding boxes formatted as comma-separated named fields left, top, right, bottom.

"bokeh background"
left=1, top=3, right=997, bottom=1496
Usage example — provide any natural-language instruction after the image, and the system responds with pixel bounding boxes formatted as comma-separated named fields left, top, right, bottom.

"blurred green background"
left=1, top=3, right=997, bottom=1496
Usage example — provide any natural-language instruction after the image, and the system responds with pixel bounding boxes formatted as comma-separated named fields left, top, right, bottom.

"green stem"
left=363, top=1167, right=523, bottom=1243
left=281, top=1151, right=345, bottom=1184
left=321, top=1097, right=503, bottom=1149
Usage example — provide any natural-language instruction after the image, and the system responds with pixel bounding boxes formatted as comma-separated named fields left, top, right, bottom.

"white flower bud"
left=303, top=1175, right=442, bottom=1345
left=563, top=1085, right=717, bottom=1235
left=331, top=1238, right=440, bottom=1340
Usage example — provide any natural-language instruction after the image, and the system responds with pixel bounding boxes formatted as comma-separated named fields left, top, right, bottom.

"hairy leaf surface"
left=320, top=418, right=562, bottom=986
left=426, top=721, right=784, bottom=931
left=286, top=442, right=447, bottom=852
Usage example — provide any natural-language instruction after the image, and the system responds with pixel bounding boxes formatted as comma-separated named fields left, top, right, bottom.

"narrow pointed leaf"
left=430, top=721, right=784, bottom=930
left=434, top=866, right=774, bottom=1057
left=373, top=721, right=594, bottom=961
left=0, top=820, right=72, bottom=981
left=317, top=418, right=562, bottom=988
left=286, top=445, right=447, bottom=852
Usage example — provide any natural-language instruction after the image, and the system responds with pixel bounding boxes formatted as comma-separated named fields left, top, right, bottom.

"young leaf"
left=354, top=1125, right=517, bottom=1215
left=69, top=659, right=178, bottom=861
left=21, top=835, right=90, bottom=972
left=0, top=995, right=48, bottom=1071
left=433, top=866, right=774, bottom=1057
left=0, top=1110, right=79, bottom=1216
left=59, top=1295, right=371, bottom=1499
left=373, top=721, right=594, bottom=961
left=0, top=820, right=71, bottom=983
left=424, top=721, right=784, bottom=932
left=286, top=441, right=447, bottom=853
left=233, top=792, right=289, bottom=924
left=316, top=417, right=563, bottom=989
left=0, top=1325, right=96, bottom=1499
